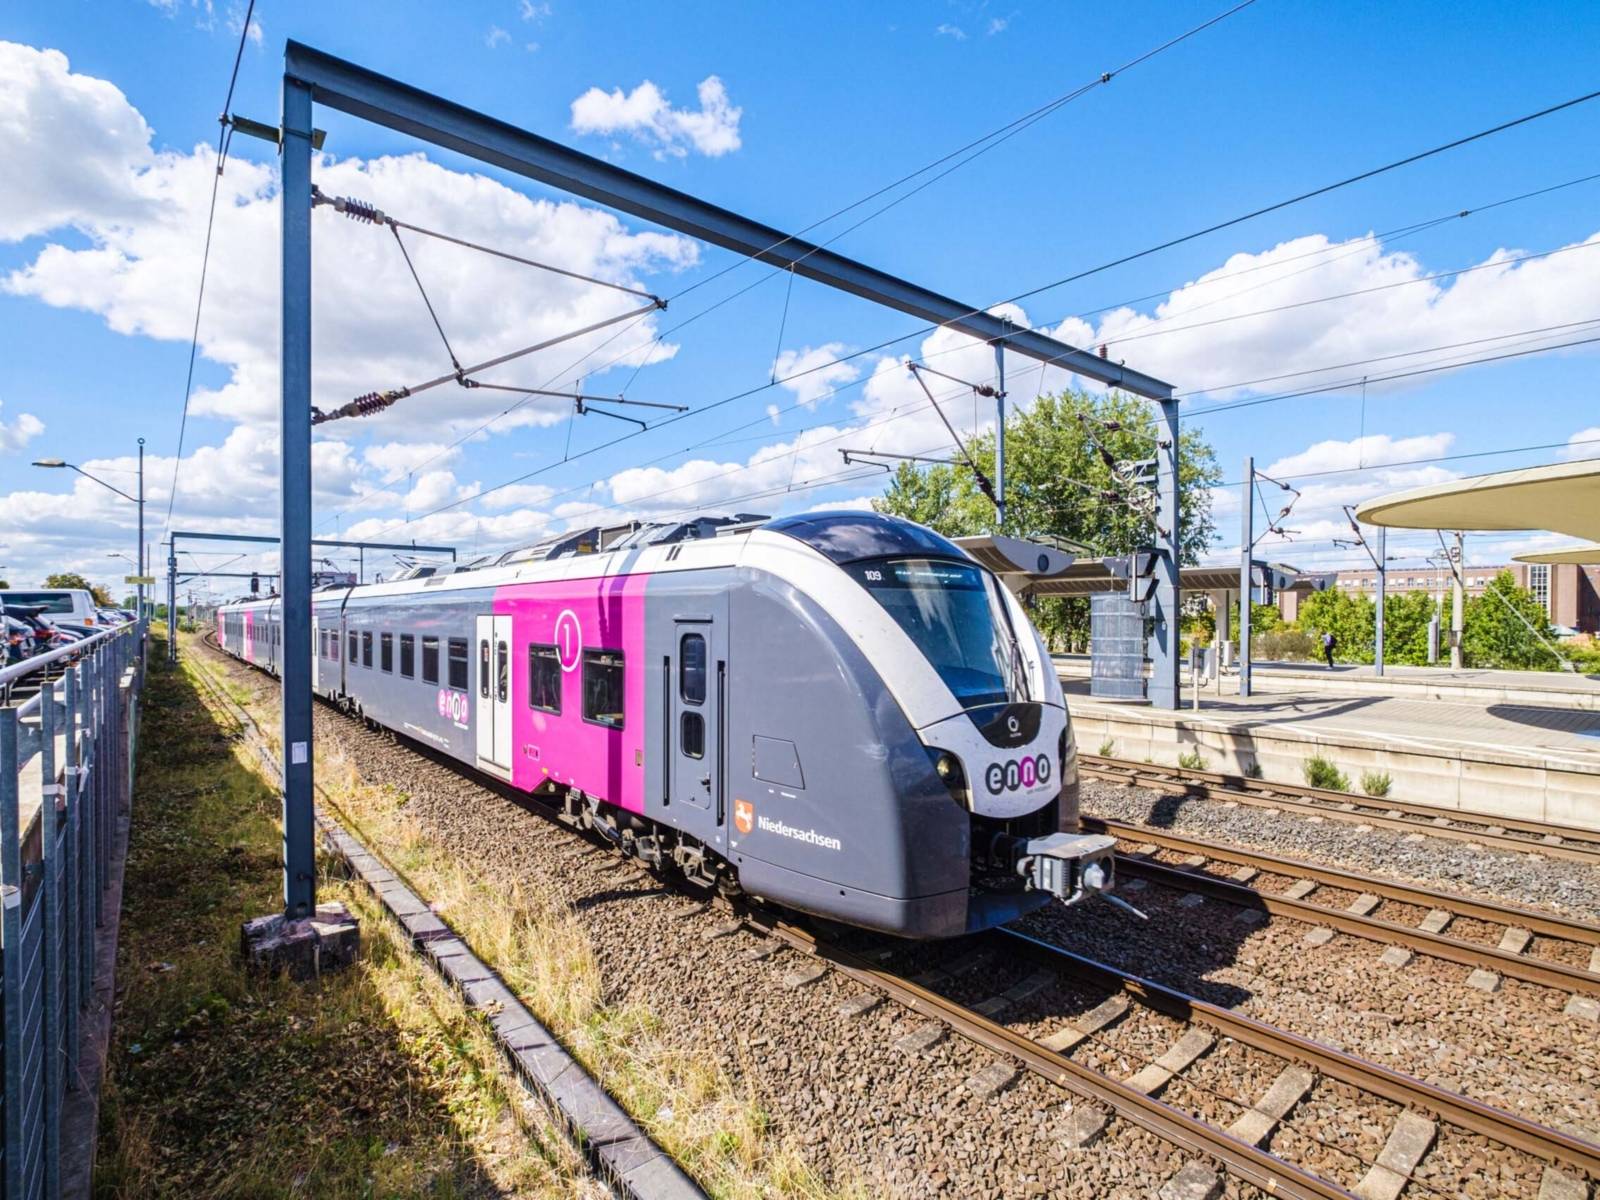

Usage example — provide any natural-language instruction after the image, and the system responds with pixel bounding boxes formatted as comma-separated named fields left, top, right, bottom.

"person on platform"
left=1321, top=630, right=1337, bottom=669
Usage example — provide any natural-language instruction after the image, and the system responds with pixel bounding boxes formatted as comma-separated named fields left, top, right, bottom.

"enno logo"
left=984, top=753, right=1053, bottom=795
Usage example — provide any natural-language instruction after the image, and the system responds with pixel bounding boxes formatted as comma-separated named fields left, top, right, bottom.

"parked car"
left=6, top=606, right=78, bottom=649
left=0, top=588, right=102, bottom=627
left=4, top=615, right=36, bottom=664
left=96, top=608, right=130, bottom=625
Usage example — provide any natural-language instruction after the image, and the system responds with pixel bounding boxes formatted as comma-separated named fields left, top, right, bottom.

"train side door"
left=670, top=618, right=721, bottom=818
left=475, top=614, right=513, bottom=776
left=311, top=615, right=320, bottom=689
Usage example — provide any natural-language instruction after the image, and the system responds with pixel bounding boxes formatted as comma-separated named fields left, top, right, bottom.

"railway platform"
left=1062, top=674, right=1600, bottom=831
left=1056, top=653, right=1600, bottom=711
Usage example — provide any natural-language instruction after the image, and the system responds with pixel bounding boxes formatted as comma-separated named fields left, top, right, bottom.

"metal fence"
left=1, top=622, right=145, bottom=1200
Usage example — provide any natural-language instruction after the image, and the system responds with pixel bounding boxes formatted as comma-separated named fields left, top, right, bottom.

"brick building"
left=1319, top=562, right=1600, bottom=634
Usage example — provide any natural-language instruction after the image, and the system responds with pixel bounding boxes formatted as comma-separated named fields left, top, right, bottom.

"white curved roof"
left=1355, top=459, right=1600, bottom=541
left=1514, top=543, right=1600, bottom=566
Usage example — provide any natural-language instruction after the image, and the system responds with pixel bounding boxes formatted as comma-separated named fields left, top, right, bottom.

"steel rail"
left=1113, top=852, right=1600, bottom=996
left=1080, top=755, right=1600, bottom=865
left=756, top=918, right=1356, bottom=1200
left=194, top=634, right=1599, bottom=1187
left=993, top=929, right=1600, bottom=1178
left=1083, top=816, right=1600, bottom=945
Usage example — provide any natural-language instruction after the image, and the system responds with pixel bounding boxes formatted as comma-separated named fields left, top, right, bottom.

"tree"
left=1462, top=570, right=1560, bottom=669
left=1294, top=588, right=1374, bottom=663
left=0, top=579, right=9, bottom=590
left=45, top=572, right=114, bottom=607
left=874, top=388, right=1223, bottom=649
left=1383, top=590, right=1440, bottom=666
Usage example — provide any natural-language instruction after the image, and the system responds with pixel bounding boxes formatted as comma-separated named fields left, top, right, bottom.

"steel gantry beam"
left=276, top=42, right=1184, bottom=917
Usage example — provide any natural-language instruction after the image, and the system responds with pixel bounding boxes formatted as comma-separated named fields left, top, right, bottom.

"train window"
left=582, top=649, right=625, bottom=729
left=348, top=631, right=357, bottom=662
left=496, top=640, right=509, bottom=703
left=362, top=631, right=373, bottom=668
left=380, top=633, right=393, bottom=673
left=680, top=711, right=704, bottom=759
left=399, top=634, right=415, bottom=679
left=479, top=640, right=491, bottom=698
left=528, top=644, right=561, bottom=713
left=679, top=633, right=706, bottom=705
left=447, top=638, right=469, bottom=690
left=421, top=636, right=440, bottom=684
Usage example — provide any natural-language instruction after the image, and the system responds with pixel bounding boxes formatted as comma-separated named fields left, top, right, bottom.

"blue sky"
left=2, top=0, right=1598, bottom=593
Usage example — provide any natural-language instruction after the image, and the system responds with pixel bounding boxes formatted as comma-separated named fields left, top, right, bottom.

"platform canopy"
left=1355, top=459, right=1600, bottom=541
left=978, top=556, right=1328, bottom=598
left=1514, top=543, right=1600, bottom=565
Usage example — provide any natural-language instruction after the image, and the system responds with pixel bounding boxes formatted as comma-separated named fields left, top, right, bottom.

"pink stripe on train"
left=494, top=573, right=649, bottom=813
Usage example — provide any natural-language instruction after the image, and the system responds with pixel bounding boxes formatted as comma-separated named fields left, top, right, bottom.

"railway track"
left=194, top=632, right=1600, bottom=1200
left=1087, top=817, right=1600, bottom=999
left=1080, top=753, right=1600, bottom=866
left=761, top=919, right=1600, bottom=1200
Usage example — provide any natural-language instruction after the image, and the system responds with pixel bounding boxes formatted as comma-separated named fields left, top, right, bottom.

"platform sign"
left=124, top=575, right=156, bottom=585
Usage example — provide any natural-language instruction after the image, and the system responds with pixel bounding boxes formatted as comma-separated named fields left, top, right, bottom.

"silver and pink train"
left=216, top=511, right=1117, bottom=938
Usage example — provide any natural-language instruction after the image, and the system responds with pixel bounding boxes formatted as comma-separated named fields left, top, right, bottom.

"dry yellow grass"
left=194, top=636, right=871, bottom=1200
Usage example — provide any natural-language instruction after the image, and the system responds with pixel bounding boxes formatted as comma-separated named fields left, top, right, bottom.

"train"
left=215, top=510, right=1118, bottom=938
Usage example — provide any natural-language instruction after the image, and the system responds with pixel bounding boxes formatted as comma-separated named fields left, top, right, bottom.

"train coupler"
left=1010, top=831, right=1120, bottom=908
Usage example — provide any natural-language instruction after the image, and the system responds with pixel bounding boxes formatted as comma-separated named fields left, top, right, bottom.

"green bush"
left=1303, top=754, right=1349, bottom=791
left=1177, top=747, right=1208, bottom=771
left=1360, top=770, right=1392, bottom=798
left=1097, top=738, right=1116, bottom=758
left=1254, top=628, right=1320, bottom=662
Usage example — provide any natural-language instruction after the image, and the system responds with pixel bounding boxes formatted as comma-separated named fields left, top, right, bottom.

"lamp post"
left=33, top=438, right=146, bottom=615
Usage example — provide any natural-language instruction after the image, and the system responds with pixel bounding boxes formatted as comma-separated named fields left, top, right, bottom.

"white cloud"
left=1083, top=231, right=1600, bottom=401
left=486, top=25, right=511, bottom=48
left=935, top=23, right=968, bottom=39
left=0, top=42, right=697, bottom=443
left=0, top=401, right=45, bottom=453
left=1562, top=426, right=1600, bottom=461
left=0, top=40, right=699, bottom=585
left=772, top=343, right=860, bottom=408
left=1264, top=432, right=1455, bottom=479
left=570, top=75, right=742, bottom=159
left=519, top=0, right=552, bottom=20
left=986, top=17, right=1009, bottom=35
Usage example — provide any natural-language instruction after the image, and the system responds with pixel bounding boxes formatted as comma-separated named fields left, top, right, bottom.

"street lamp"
left=34, top=437, right=146, bottom=616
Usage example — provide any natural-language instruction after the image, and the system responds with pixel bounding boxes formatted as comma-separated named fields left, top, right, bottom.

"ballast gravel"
left=1083, top=777, right=1600, bottom=920
left=203, top=646, right=1275, bottom=1198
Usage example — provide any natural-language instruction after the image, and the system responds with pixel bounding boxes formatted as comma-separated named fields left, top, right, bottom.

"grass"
left=190, top=634, right=867, bottom=1200
left=1360, top=770, right=1393, bottom=798
left=1176, top=747, right=1208, bottom=771
left=1243, top=761, right=1264, bottom=780
left=1096, top=738, right=1116, bottom=758
left=1302, top=754, right=1351, bottom=792
left=97, top=633, right=601, bottom=1199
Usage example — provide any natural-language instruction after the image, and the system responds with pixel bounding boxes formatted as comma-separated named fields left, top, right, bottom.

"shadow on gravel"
left=574, top=884, right=674, bottom=911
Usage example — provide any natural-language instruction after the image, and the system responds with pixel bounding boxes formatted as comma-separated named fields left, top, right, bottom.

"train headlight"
left=926, top=748, right=967, bottom=805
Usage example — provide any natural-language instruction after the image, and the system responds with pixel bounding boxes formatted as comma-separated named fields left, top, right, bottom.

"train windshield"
left=848, top=558, right=1028, bottom=710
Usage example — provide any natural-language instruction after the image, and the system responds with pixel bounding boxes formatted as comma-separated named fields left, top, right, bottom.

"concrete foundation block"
left=1159, top=1162, right=1223, bottom=1200
left=1539, top=1165, right=1588, bottom=1200
left=1378, top=947, right=1414, bottom=969
left=1563, top=995, right=1599, bottom=1023
left=1060, top=1105, right=1109, bottom=1149
left=1303, top=927, right=1335, bottom=947
left=1283, top=879, right=1318, bottom=900
left=241, top=901, right=360, bottom=981
left=1465, top=968, right=1501, bottom=993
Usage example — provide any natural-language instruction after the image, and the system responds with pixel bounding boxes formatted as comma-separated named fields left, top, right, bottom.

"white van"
left=0, top=588, right=102, bottom=627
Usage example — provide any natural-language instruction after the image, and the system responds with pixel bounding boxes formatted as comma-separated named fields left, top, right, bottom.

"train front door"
left=670, top=618, right=721, bottom=819
left=475, top=614, right=513, bottom=777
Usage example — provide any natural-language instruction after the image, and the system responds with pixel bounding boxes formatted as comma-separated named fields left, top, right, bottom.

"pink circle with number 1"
left=554, top=609, right=583, bottom=672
